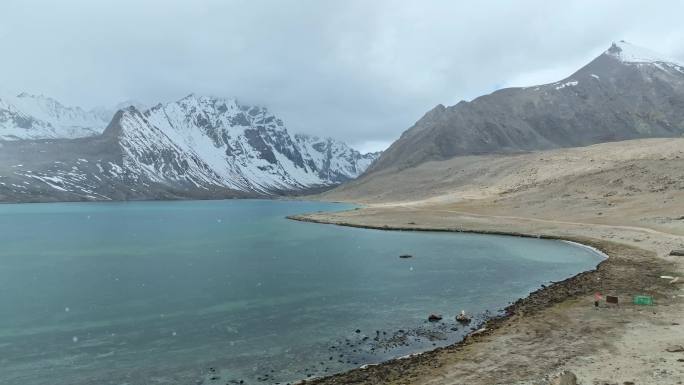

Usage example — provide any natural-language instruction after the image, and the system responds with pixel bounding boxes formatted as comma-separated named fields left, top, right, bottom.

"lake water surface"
left=0, top=200, right=603, bottom=385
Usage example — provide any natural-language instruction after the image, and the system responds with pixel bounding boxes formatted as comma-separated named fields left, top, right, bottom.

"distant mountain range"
left=0, top=94, right=379, bottom=202
left=0, top=93, right=110, bottom=140
left=367, top=41, right=684, bottom=174
left=5, top=41, right=682, bottom=203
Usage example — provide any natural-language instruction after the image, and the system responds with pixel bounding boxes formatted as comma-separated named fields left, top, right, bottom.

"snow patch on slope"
left=555, top=80, right=579, bottom=90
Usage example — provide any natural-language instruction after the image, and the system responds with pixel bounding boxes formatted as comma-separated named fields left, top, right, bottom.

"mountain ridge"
left=0, top=93, right=109, bottom=140
left=0, top=94, right=380, bottom=202
left=366, top=41, right=684, bottom=174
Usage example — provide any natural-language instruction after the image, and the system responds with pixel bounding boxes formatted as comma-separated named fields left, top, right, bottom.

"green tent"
left=633, top=295, right=654, bottom=305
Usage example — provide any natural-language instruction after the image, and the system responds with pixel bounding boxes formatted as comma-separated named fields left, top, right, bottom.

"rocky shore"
left=287, top=206, right=684, bottom=385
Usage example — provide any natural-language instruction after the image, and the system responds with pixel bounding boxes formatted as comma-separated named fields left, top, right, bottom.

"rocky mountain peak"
left=366, top=41, right=684, bottom=174
left=114, top=100, right=148, bottom=112
left=604, top=40, right=679, bottom=64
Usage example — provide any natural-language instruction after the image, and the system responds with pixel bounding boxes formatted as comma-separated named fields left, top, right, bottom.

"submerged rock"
left=427, top=314, right=443, bottom=322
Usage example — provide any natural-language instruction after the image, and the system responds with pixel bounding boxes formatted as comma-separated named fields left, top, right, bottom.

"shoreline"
left=287, top=213, right=609, bottom=383
left=287, top=210, right=680, bottom=384
left=288, top=213, right=616, bottom=248
left=559, top=239, right=610, bottom=260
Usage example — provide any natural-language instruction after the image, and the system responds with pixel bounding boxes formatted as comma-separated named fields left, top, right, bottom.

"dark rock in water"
left=456, top=312, right=472, bottom=324
left=669, top=249, right=684, bottom=256
left=428, top=314, right=443, bottom=322
left=399, top=254, right=413, bottom=259
left=355, top=329, right=361, bottom=333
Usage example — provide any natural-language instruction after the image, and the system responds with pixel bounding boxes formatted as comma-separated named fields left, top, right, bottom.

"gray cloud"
left=2, top=0, right=683, bottom=152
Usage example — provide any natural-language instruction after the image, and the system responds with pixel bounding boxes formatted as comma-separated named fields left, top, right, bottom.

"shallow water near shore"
left=0, top=199, right=603, bottom=385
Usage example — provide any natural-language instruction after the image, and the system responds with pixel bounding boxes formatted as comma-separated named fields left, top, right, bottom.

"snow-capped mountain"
left=294, top=134, right=379, bottom=183
left=368, top=41, right=684, bottom=173
left=0, top=93, right=109, bottom=140
left=108, top=94, right=378, bottom=193
left=0, top=94, right=380, bottom=202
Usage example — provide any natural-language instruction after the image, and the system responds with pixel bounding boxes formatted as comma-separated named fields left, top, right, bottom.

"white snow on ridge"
left=0, top=92, right=380, bottom=195
left=115, top=95, right=380, bottom=194
left=606, top=40, right=680, bottom=65
left=295, top=134, right=377, bottom=180
left=0, top=93, right=109, bottom=140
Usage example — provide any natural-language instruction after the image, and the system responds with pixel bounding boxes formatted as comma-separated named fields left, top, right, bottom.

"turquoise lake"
left=0, top=200, right=604, bottom=385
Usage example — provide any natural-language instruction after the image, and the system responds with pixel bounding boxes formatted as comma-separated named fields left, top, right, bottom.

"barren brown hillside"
left=298, top=137, right=684, bottom=384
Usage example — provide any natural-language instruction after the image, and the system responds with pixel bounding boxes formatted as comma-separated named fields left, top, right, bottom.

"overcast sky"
left=1, top=0, right=683, bottom=152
